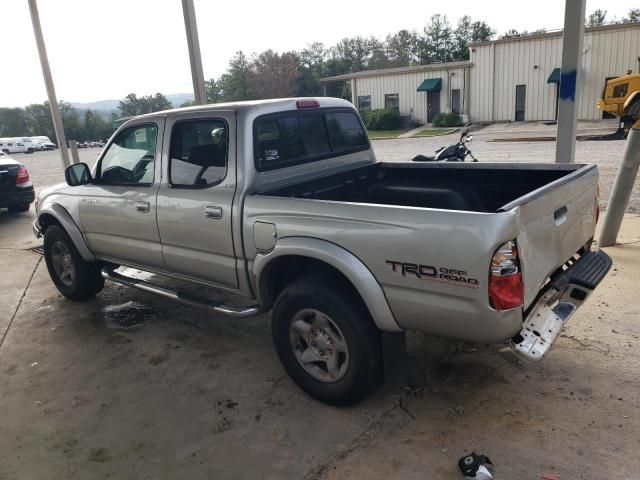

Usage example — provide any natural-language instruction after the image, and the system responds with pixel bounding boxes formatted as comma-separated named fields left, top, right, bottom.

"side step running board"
left=101, top=267, right=263, bottom=319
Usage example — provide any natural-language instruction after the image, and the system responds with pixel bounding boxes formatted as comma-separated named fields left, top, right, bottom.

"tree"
left=118, top=93, right=144, bottom=116
left=217, top=51, right=251, bottom=101
left=386, top=30, right=419, bottom=66
left=500, top=29, right=528, bottom=39
left=471, top=21, right=495, bottom=43
left=117, top=93, right=172, bottom=116
left=627, top=8, right=640, bottom=22
left=331, top=36, right=377, bottom=73
left=83, top=110, right=112, bottom=141
left=367, top=39, right=391, bottom=69
left=246, top=50, right=299, bottom=99
left=205, top=78, right=223, bottom=103
left=147, top=93, right=172, bottom=112
left=587, top=9, right=607, bottom=27
left=59, top=101, right=83, bottom=141
left=452, top=16, right=473, bottom=61
left=296, top=43, right=327, bottom=97
left=420, top=14, right=453, bottom=64
left=0, top=108, right=30, bottom=137
left=25, top=103, right=52, bottom=139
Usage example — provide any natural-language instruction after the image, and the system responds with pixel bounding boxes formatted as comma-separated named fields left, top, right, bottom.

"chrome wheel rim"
left=50, top=240, right=74, bottom=287
left=289, top=308, right=349, bottom=383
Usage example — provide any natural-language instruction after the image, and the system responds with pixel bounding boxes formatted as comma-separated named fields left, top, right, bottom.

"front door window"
left=98, top=124, right=157, bottom=186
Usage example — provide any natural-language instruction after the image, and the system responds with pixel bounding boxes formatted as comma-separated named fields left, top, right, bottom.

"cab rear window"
left=254, top=108, right=369, bottom=171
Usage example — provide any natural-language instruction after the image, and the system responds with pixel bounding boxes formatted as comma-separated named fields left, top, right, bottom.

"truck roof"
left=131, top=97, right=354, bottom=121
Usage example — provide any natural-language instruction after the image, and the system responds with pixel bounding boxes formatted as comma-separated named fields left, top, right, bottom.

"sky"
left=0, top=0, right=638, bottom=107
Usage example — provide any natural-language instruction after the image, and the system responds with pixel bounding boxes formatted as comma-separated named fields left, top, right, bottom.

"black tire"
left=7, top=204, right=30, bottom=213
left=272, top=274, right=382, bottom=406
left=43, top=225, right=104, bottom=301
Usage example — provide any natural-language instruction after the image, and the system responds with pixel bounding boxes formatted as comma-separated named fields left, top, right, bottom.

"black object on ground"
left=458, top=452, right=494, bottom=479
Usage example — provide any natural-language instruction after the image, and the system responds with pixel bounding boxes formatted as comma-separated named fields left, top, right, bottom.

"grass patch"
left=367, top=129, right=406, bottom=139
left=412, top=128, right=457, bottom=137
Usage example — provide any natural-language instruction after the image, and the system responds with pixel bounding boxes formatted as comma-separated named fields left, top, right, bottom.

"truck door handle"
left=205, top=206, right=223, bottom=219
left=135, top=201, right=150, bottom=213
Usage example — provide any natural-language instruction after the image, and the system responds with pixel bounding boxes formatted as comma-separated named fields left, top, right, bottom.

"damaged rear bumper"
left=505, top=249, right=612, bottom=362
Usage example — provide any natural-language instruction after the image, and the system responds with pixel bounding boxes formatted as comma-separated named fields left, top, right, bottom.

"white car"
left=0, top=140, right=30, bottom=154
left=31, top=136, right=57, bottom=150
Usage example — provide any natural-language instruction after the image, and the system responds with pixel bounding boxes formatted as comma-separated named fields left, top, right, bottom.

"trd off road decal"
left=386, top=260, right=479, bottom=289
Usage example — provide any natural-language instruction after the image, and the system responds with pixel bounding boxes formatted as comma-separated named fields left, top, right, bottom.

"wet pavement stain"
left=102, top=301, right=156, bottom=329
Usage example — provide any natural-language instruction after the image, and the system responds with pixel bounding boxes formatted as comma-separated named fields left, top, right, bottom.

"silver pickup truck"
left=33, top=97, right=611, bottom=405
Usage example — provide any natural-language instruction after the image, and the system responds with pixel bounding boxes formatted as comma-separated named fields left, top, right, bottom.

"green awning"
left=417, top=78, right=442, bottom=92
left=547, top=68, right=561, bottom=84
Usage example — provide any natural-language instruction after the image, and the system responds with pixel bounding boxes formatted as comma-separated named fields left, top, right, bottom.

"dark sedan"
left=0, top=151, right=35, bottom=213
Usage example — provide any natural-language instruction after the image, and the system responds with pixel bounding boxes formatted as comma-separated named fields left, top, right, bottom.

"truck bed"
left=259, top=162, right=589, bottom=213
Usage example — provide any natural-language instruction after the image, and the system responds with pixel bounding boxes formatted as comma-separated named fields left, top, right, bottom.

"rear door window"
left=254, top=109, right=368, bottom=171
left=169, top=119, right=228, bottom=187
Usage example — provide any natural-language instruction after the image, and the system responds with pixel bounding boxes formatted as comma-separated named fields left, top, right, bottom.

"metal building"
left=321, top=22, right=640, bottom=125
left=321, top=61, right=472, bottom=125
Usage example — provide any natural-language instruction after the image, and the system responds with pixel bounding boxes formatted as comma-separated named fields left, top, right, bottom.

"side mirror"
left=65, top=163, right=92, bottom=186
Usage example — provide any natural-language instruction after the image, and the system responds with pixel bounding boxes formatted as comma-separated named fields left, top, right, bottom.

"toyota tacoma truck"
left=33, top=97, right=612, bottom=405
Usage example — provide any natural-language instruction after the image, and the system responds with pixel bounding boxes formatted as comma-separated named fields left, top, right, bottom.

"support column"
left=182, top=0, right=206, bottom=105
left=555, top=0, right=586, bottom=163
left=351, top=79, right=357, bottom=106
left=598, top=122, right=640, bottom=247
left=69, top=140, right=80, bottom=165
left=28, top=0, right=69, bottom=169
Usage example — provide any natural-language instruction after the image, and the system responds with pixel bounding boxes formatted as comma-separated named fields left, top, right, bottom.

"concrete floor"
left=2, top=133, right=639, bottom=479
left=1, top=212, right=640, bottom=480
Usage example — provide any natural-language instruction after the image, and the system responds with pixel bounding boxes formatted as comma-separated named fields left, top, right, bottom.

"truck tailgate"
left=502, top=165, right=599, bottom=309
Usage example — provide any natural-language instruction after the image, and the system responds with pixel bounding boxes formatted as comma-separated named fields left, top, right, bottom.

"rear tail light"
left=296, top=99, right=320, bottom=109
left=15, top=166, right=30, bottom=187
left=489, top=240, right=524, bottom=311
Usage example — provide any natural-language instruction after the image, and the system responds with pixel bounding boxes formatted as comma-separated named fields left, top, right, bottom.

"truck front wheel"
left=271, top=274, right=382, bottom=406
left=43, top=225, right=104, bottom=301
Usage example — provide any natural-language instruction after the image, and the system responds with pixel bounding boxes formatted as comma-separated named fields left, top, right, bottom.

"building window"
left=451, top=89, right=461, bottom=115
left=384, top=94, right=399, bottom=110
left=357, top=95, right=371, bottom=111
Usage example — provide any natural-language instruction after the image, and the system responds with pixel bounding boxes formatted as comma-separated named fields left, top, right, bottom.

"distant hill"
left=70, top=93, right=195, bottom=114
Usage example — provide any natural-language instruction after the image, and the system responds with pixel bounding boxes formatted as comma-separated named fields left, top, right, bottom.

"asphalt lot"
left=1, top=129, right=640, bottom=478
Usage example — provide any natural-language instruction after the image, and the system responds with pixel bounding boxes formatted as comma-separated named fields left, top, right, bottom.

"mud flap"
left=382, top=331, right=409, bottom=391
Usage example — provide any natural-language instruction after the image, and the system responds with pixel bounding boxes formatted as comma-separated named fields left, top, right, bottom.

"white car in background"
left=16, top=137, right=38, bottom=153
left=0, top=139, right=30, bottom=154
left=31, top=136, right=57, bottom=150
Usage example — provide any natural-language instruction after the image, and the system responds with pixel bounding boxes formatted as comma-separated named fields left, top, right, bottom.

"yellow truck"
left=597, top=67, right=640, bottom=137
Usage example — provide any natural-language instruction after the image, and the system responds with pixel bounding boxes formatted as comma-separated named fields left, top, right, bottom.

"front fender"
left=37, top=203, right=96, bottom=262
left=252, top=237, right=401, bottom=332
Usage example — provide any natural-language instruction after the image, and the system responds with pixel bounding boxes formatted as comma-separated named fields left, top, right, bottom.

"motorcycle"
left=412, top=129, right=478, bottom=162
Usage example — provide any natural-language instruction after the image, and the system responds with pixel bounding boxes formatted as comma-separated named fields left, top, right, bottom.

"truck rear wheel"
left=44, top=225, right=104, bottom=301
left=271, top=274, right=382, bottom=405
